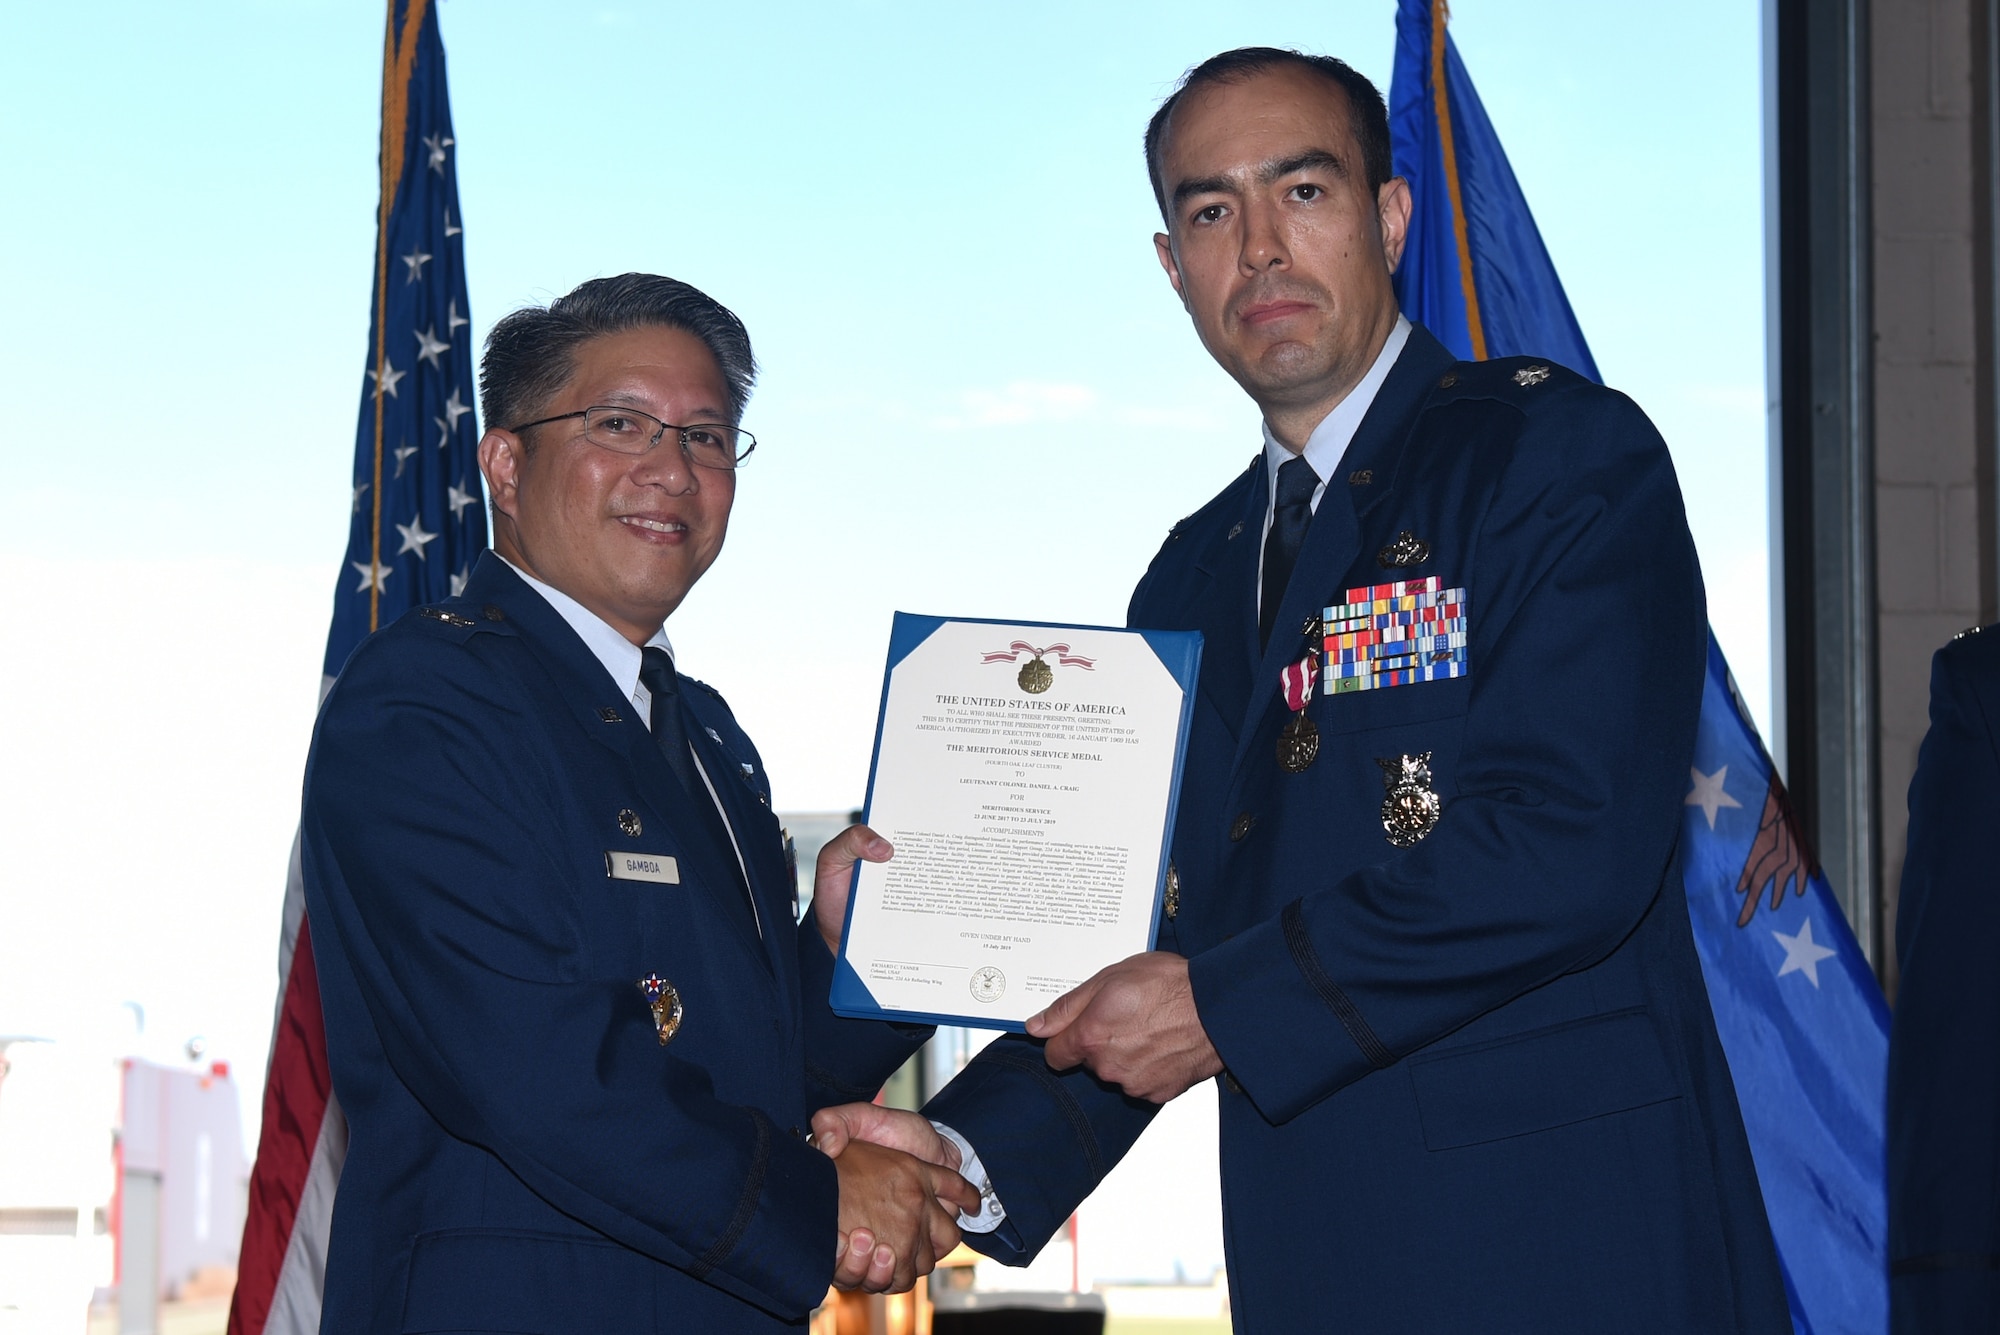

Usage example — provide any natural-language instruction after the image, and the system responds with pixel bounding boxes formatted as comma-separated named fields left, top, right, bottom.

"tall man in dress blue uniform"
left=1889, top=622, right=2000, bottom=1332
left=302, top=273, right=976, bottom=1333
left=815, top=50, right=1790, bottom=1332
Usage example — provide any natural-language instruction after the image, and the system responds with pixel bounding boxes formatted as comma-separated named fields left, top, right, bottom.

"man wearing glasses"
left=301, top=273, right=975, bottom=1333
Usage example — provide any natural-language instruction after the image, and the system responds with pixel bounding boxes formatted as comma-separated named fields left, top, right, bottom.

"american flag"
left=229, top=4, right=482, bottom=1331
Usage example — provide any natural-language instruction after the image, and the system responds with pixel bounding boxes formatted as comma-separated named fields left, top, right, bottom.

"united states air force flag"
left=1388, top=3, right=1889, bottom=1332
left=232, top=4, right=483, bottom=1333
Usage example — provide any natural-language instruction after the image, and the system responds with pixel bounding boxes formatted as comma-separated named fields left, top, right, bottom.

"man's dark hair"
left=1144, top=48, right=1393, bottom=225
left=480, top=272, right=757, bottom=432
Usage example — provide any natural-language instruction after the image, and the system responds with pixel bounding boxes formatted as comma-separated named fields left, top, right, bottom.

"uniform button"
left=1229, top=812, right=1256, bottom=842
left=1223, top=1073, right=1244, bottom=1095
left=1438, top=372, right=1457, bottom=389
left=482, top=603, right=506, bottom=621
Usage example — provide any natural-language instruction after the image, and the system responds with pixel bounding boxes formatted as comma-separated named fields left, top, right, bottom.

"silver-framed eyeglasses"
left=509, top=406, right=756, bottom=469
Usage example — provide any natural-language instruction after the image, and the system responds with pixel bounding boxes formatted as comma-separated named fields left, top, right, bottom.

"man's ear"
left=1378, top=175, right=1414, bottom=276
left=1154, top=231, right=1190, bottom=310
left=478, top=428, right=523, bottom=520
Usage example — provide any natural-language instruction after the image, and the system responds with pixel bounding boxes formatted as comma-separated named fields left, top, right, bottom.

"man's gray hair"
left=479, top=272, right=757, bottom=432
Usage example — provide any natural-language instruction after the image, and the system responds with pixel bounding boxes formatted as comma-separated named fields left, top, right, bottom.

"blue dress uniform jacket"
left=1889, top=624, right=2000, bottom=1331
left=926, top=327, right=1789, bottom=1333
left=303, top=554, right=927, bottom=1333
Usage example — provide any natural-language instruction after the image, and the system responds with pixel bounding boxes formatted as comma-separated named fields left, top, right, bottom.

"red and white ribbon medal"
left=1276, top=651, right=1320, bottom=773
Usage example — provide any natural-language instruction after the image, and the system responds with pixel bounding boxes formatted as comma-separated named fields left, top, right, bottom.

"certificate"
left=831, top=614, right=1202, bottom=1030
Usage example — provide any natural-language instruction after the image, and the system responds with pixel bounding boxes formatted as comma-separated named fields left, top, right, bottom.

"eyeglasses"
left=508, top=406, right=756, bottom=469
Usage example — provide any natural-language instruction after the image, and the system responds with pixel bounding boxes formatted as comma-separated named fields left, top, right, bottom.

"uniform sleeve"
left=794, top=919, right=934, bottom=1106
left=1888, top=639, right=2000, bottom=1327
left=1190, top=388, right=1709, bottom=1122
left=303, top=633, right=837, bottom=1320
left=921, top=1035, right=1160, bottom=1264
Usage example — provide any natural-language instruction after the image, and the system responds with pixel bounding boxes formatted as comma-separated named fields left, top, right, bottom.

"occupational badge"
left=1376, top=752, right=1442, bottom=847
left=638, top=974, right=684, bottom=1046
left=1376, top=531, right=1432, bottom=568
left=1513, top=364, right=1552, bottom=387
left=1276, top=652, right=1320, bottom=774
left=1163, top=861, right=1180, bottom=920
left=617, top=808, right=643, bottom=837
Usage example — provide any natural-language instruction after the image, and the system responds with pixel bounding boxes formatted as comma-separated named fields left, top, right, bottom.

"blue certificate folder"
left=830, top=613, right=1202, bottom=1031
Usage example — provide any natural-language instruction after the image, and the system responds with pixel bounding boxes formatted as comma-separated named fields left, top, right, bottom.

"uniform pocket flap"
left=1408, top=1008, right=1679, bottom=1150
left=402, top=1228, right=654, bottom=1332
left=1317, top=674, right=1470, bottom=735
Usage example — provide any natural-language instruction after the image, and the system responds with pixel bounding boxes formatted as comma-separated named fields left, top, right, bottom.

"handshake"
left=807, top=824, right=1227, bottom=1294
left=815, top=1101, right=978, bottom=1295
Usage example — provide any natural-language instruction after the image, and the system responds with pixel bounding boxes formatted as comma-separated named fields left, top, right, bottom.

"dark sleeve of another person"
left=1889, top=629, right=2000, bottom=1333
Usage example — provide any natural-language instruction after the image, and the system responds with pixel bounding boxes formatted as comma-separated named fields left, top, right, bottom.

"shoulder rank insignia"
left=1377, top=752, right=1441, bottom=847
left=1513, top=364, right=1552, bottom=387
left=1377, top=531, right=1431, bottom=568
left=638, top=974, right=683, bottom=1046
left=417, top=606, right=476, bottom=628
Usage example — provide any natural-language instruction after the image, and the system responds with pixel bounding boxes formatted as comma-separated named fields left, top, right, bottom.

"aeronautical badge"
left=638, top=974, right=683, bottom=1046
left=1376, top=752, right=1441, bottom=847
left=1376, top=531, right=1431, bottom=568
left=1163, top=862, right=1180, bottom=920
left=1513, top=364, right=1552, bottom=387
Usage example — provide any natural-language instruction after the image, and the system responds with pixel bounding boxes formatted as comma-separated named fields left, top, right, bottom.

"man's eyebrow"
left=1170, top=174, right=1236, bottom=208
left=1261, top=150, right=1347, bottom=184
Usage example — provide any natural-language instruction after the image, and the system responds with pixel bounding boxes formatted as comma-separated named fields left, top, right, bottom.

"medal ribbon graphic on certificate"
left=981, top=639, right=1099, bottom=694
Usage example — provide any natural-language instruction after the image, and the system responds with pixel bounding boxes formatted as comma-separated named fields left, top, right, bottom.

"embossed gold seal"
left=1377, top=752, right=1442, bottom=847
left=1018, top=656, right=1053, bottom=694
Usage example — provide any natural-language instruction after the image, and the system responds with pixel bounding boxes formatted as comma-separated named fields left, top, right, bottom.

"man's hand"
left=811, top=824, right=893, bottom=956
left=811, top=1103, right=961, bottom=1172
left=818, top=1105, right=966, bottom=1292
left=829, top=1140, right=978, bottom=1293
left=1026, top=951, right=1225, bottom=1103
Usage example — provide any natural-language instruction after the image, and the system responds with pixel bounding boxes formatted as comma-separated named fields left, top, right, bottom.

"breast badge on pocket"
left=1377, top=752, right=1442, bottom=847
left=1322, top=576, right=1467, bottom=694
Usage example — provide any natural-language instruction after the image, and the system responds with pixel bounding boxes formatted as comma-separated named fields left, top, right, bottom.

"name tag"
left=605, top=852, right=680, bottom=885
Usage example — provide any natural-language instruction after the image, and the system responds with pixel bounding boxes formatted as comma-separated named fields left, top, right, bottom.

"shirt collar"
left=1261, top=314, right=1413, bottom=491
left=497, top=554, right=673, bottom=704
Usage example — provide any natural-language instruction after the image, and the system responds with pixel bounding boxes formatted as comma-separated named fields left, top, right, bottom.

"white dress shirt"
left=1255, top=316, right=1412, bottom=615
left=498, top=555, right=760, bottom=938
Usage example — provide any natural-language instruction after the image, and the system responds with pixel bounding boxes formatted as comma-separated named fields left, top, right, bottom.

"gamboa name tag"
left=606, top=852, right=680, bottom=884
left=1322, top=576, right=1469, bottom=693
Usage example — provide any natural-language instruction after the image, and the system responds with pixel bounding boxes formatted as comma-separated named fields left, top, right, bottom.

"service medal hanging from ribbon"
left=981, top=640, right=1097, bottom=695
left=1277, top=651, right=1321, bottom=773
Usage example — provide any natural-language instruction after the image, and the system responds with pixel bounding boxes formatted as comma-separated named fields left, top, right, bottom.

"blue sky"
left=0, top=0, right=1766, bottom=1261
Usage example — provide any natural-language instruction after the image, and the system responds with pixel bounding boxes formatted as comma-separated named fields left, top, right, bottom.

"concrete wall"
left=1871, top=0, right=1991, bottom=991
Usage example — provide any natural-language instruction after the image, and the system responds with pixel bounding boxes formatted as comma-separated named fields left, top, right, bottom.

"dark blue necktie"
left=1260, top=454, right=1321, bottom=648
left=639, top=646, right=757, bottom=933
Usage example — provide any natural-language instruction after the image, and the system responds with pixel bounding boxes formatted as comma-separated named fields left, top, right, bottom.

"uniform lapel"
left=1233, top=328, right=1459, bottom=777
left=682, top=708, right=795, bottom=987
left=467, top=557, right=771, bottom=964
left=1186, top=463, right=1268, bottom=747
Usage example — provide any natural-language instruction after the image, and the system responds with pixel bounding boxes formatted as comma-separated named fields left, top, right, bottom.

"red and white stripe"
left=229, top=736, right=347, bottom=1335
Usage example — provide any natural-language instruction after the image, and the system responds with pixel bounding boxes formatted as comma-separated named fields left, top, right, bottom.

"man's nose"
left=632, top=434, right=699, bottom=493
left=1240, top=200, right=1291, bottom=272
